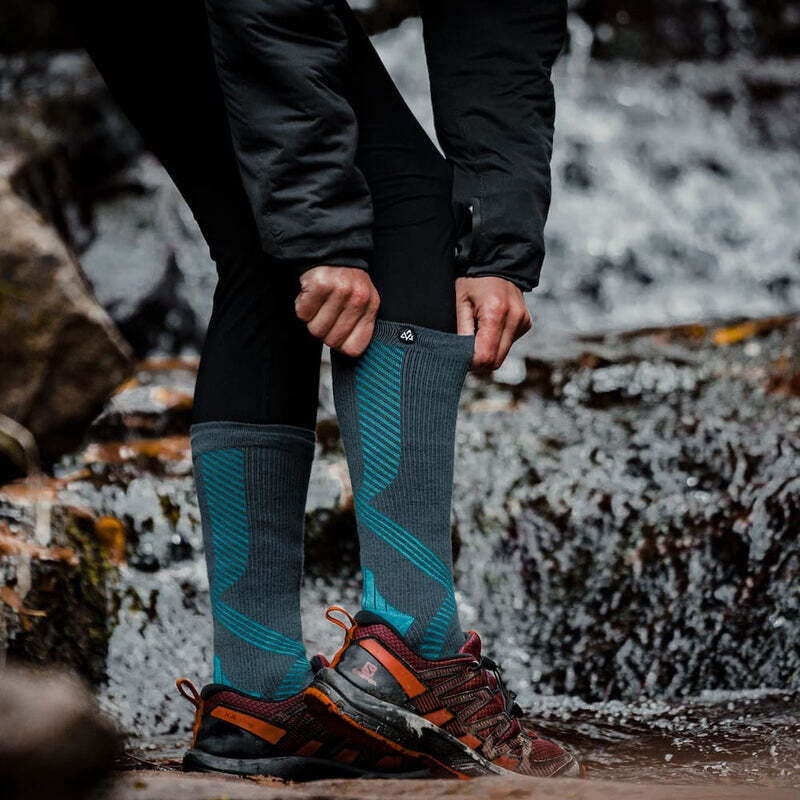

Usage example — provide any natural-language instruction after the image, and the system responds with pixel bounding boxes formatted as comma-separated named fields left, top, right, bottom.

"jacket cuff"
left=454, top=190, right=545, bottom=292
left=462, top=269, right=535, bottom=292
left=273, top=253, right=371, bottom=282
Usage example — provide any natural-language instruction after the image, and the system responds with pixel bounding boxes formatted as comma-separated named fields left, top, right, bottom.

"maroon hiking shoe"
left=176, top=657, right=427, bottom=780
left=305, top=608, right=584, bottom=780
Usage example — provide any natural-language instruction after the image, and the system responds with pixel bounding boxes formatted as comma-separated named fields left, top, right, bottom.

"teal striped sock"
left=190, top=422, right=315, bottom=699
left=333, top=320, right=474, bottom=658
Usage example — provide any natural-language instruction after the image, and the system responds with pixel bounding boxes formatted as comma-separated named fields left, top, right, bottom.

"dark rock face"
left=78, top=158, right=215, bottom=356
left=0, top=176, right=132, bottom=463
left=0, top=54, right=214, bottom=358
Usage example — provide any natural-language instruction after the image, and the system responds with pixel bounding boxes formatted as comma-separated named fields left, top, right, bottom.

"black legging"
left=61, top=0, right=458, bottom=431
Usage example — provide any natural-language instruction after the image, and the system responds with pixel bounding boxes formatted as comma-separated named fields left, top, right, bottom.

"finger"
left=338, top=311, right=376, bottom=357
left=493, top=316, right=518, bottom=370
left=295, top=282, right=330, bottom=323
left=456, top=293, right=476, bottom=337
left=516, top=308, right=533, bottom=339
left=305, top=290, right=349, bottom=340
left=473, top=308, right=506, bottom=370
left=323, top=284, right=374, bottom=349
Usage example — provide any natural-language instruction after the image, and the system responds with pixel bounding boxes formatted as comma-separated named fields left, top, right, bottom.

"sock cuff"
left=190, top=421, right=316, bottom=457
left=369, top=320, right=475, bottom=362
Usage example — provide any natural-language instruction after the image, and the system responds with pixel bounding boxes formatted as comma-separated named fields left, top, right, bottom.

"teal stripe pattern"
left=354, top=342, right=457, bottom=658
left=200, top=447, right=310, bottom=699
left=420, top=592, right=457, bottom=659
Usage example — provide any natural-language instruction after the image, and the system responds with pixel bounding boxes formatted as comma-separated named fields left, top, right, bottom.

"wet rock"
left=89, top=357, right=198, bottom=440
left=0, top=664, right=121, bottom=800
left=0, top=496, right=118, bottom=683
left=0, top=170, right=132, bottom=463
left=453, top=318, right=800, bottom=703
left=0, top=54, right=214, bottom=357
left=1, top=52, right=141, bottom=249
left=79, top=157, right=216, bottom=356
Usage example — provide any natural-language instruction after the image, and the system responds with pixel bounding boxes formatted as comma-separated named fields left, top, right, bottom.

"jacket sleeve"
left=420, top=0, right=567, bottom=291
left=204, top=0, right=373, bottom=274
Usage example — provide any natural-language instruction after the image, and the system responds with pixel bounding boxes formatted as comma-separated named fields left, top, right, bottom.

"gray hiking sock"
left=332, top=320, right=474, bottom=658
left=190, top=421, right=315, bottom=699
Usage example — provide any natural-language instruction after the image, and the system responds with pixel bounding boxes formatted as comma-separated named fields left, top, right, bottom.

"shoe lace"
left=471, top=656, right=526, bottom=745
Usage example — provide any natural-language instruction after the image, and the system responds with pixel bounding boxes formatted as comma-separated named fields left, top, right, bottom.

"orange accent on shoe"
left=191, top=705, right=203, bottom=748
left=423, top=708, right=454, bottom=727
left=327, top=606, right=358, bottom=668
left=358, top=639, right=427, bottom=698
left=293, top=740, right=322, bottom=757
left=336, top=748, right=359, bottom=764
left=375, top=755, right=402, bottom=770
left=494, top=755, right=520, bottom=770
left=459, top=733, right=482, bottom=750
left=305, top=686, right=470, bottom=781
left=210, top=706, right=286, bottom=744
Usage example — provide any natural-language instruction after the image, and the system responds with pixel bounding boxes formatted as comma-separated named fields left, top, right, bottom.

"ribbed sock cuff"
left=190, top=421, right=316, bottom=456
left=368, top=319, right=475, bottom=362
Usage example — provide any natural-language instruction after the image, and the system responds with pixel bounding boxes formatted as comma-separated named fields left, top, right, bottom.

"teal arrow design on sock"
left=362, top=567, right=415, bottom=635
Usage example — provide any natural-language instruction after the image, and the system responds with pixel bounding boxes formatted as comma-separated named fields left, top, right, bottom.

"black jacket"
left=205, top=0, right=566, bottom=291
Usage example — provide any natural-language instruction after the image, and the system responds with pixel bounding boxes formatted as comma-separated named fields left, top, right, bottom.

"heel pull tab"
left=325, top=606, right=357, bottom=668
left=176, top=677, right=201, bottom=709
left=325, top=605, right=356, bottom=632
left=176, top=678, right=203, bottom=747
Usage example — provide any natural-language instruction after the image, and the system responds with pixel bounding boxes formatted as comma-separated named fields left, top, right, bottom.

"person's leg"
left=331, top=2, right=474, bottom=658
left=60, top=0, right=321, bottom=698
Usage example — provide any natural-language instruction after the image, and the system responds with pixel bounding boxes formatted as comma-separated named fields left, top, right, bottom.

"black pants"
left=63, top=0, right=457, bottom=430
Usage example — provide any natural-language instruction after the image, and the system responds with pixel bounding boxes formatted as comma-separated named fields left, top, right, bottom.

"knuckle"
left=333, top=273, right=354, bottom=293
left=350, top=285, right=370, bottom=306
left=310, top=270, right=330, bottom=288
left=485, top=295, right=507, bottom=314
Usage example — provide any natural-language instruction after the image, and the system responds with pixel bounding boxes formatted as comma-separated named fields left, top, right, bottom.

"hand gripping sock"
left=332, top=320, right=474, bottom=658
left=190, top=422, right=315, bottom=699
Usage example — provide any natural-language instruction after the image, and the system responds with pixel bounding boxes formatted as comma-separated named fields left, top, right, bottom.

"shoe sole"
left=306, top=667, right=582, bottom=780
left=182, top=748, right=429, bottom=781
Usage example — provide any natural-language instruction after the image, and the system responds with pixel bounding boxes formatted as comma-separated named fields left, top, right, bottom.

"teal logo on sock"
left=398, top=326, right=416, bottom=343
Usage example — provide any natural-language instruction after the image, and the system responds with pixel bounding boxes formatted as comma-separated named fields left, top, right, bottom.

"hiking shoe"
left=176, top=657, right=428, bottom=781
left=305, top=608, right=583, bottom=779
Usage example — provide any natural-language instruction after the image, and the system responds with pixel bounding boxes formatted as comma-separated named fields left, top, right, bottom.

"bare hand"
left=295, top=266, right=380, bottom=357
left=456, top=276, right=532, bottom=371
